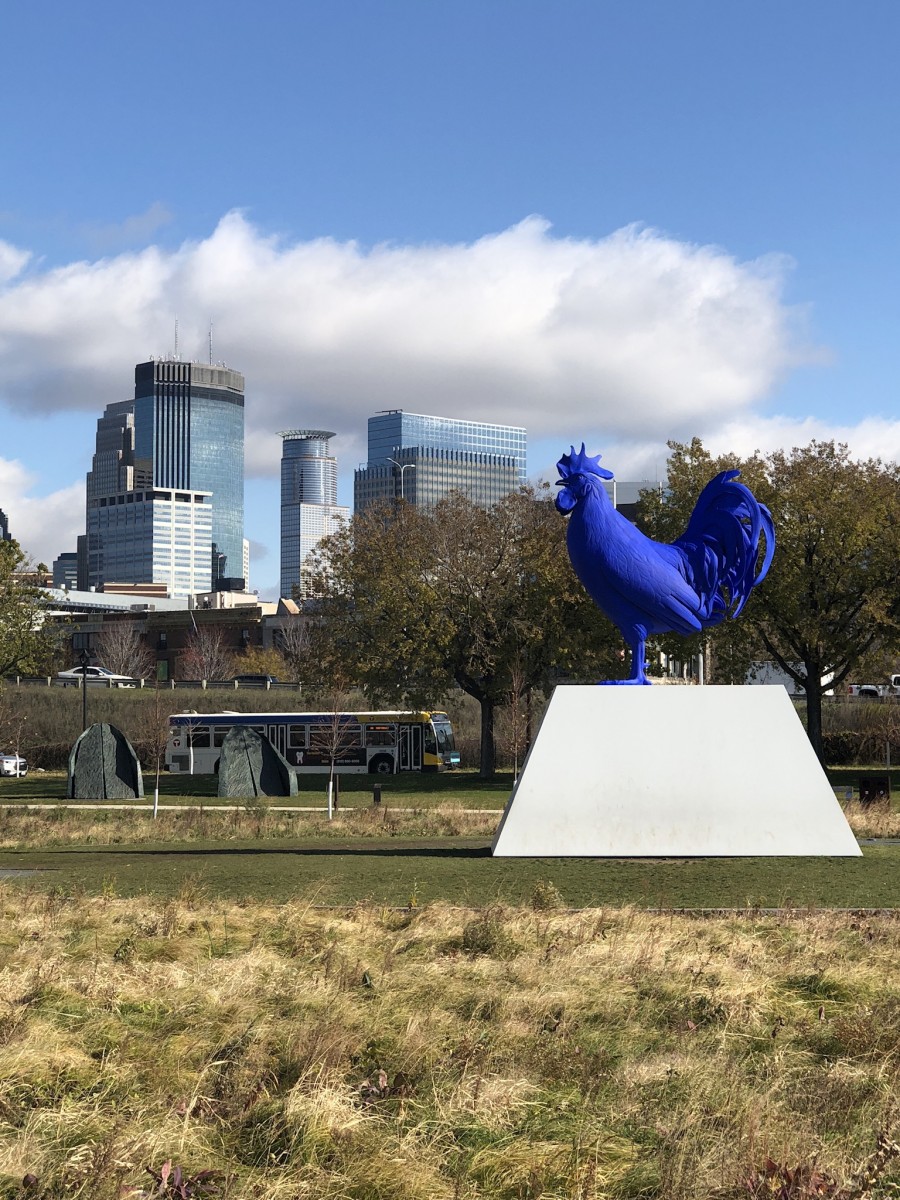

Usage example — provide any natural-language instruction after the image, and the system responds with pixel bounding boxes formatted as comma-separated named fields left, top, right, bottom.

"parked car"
left=56, top=665, right=138, bottom=687
left=0, top=753, right=27, bottom=777
left=232, top=674, right=280, bottom=686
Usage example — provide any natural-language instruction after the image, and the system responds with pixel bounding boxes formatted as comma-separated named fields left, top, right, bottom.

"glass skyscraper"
left=80, top=359, right=245, bottom=597
left=354, top=409, right=527, bottom=512
left=280, top=430, right=348, bottom=598
left=134, top=360, right=245, bottom=587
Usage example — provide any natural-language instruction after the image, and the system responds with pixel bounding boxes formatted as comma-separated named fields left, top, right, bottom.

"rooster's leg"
left=626, top=634, right=651, bottom=685
left=598, top=634, right=652, bottom=685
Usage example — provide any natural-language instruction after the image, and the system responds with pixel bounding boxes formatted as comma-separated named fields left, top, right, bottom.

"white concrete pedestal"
left=491, top=686, right=860, bottom=857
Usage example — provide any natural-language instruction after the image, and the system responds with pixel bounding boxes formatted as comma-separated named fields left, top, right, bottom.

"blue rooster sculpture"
left=555, top=445, right=775, bottom=684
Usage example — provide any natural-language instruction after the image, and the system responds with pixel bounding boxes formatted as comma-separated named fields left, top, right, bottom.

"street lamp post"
left=386, top=458, right=415, bottom=502
left=79, top=647, right=89, bottom=732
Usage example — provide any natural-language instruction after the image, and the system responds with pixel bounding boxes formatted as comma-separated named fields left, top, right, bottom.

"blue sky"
left=1, top=0, right=897, bottom=597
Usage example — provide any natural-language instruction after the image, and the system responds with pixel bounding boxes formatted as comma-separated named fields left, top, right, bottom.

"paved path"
left=0, top=802, right=502, bottom=814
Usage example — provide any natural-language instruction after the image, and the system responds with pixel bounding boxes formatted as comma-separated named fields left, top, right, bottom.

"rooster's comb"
left=556, top=444, right=614, bottom=481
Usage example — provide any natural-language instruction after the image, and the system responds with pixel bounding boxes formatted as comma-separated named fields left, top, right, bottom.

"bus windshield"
left=433, top=719, right=456, bottom=753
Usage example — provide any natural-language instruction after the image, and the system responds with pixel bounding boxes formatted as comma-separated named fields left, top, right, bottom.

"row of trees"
left=94, top=623, right=273, bottom=683
left=68, top=622, right=311, bottom=684
left=302, top=440, right=900, bottom=773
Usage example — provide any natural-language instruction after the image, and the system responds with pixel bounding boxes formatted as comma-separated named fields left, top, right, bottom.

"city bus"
left=165, top=709, right=459, bottom=776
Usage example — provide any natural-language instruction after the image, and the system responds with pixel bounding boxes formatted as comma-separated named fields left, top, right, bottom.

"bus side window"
left=188, top=726, right=210, bottom=748
left=288, top=724, right=307, bottom=749
left=251, top=726, right=266, bottom=738
left=212, top=726, right=231, bottom=748
left=423, top=724, right=437, bottom=755
left=365, top=725, right=396, bottom=747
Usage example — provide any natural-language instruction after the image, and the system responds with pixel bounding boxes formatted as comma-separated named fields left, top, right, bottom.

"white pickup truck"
left=847, top=674, right=900, bottom=698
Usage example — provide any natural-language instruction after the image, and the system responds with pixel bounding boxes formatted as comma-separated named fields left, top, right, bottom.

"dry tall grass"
left=0, top=796, right=889, bottom=852
left=0, top=892, right=897, bottom=1197
left=0, top=804, right=498, bottom=850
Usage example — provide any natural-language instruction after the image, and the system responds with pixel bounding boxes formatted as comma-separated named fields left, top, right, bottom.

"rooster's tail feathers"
left=676, top=470, right=775, bottom=624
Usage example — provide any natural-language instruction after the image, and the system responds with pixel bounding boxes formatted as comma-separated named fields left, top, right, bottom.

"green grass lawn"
left=1, top=764, right=896, bottom=911
left=0, top=767, right=514, bottom=808
left=2, top=836, right=897, bottom=908
left=4, top=763, right=898, bottom=809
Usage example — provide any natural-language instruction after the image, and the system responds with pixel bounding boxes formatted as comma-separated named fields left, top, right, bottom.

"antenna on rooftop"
left=208, top=321, right=213, bottom=365
left=174, top=317, right=179, bottom=360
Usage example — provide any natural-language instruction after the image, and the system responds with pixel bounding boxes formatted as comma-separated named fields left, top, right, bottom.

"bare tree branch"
left=95, top=621, right=155, bottom=680
left=180, top=627, right=234, bottom=681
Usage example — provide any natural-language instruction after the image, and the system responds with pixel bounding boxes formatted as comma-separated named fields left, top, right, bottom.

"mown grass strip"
left=3, top=838, right=898, bottom=908
left=0, top=768, right=515, bottom=808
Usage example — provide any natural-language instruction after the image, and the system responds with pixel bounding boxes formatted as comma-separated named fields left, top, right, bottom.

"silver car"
left=0, top=753, right=27, bottom=777
left=56, top=665, right=137, bottom=687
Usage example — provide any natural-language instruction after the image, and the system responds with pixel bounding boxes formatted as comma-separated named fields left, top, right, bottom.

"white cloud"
left=0, top=458, right=83, bottom=567
left=529, top=413, right=900, bottom=490
left=704, top=413, right=900, bottom=466
left=0, top=212, right=815, bottom=477
left=0, top=240, right=30, bottom=285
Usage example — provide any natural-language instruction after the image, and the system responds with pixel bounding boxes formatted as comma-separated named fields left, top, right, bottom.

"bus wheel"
left=369, top=756, right=394, bottom=775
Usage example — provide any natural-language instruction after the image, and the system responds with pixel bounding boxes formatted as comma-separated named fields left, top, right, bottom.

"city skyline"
left=63, top=394, right=532, bottom=600
left=1, top=3, right=898, bottom=599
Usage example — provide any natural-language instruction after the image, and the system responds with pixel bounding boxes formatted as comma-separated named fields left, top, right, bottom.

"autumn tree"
left=303, top=500, right=448, bottom=702
left=231, top=645, right=287, bottom=679
left=305, top=489, right=622, bottom=777
left=0, top=539, right=53, bottom=677
left=751, top=442, right=900, bottom=763
left=647, top=438, right=900, bottom=764
left=95, top=620, right=155, bottom=680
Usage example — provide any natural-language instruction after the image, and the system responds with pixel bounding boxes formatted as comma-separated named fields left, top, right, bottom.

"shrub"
left=461, top=907, right=519, bottom=958
left=529, top=878, right=564, bottom=910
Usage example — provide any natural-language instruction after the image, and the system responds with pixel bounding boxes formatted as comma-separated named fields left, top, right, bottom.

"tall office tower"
left=81, top=358, right=245, bottom=596
left=280, top=430, right=349, bottom=598
left=0, top=510, right=10, bottom=541
left=134, top=360, right=245, bottom=589
left=79, top=399, right=140, bottom=589
left=354, top=410, right=527, bottom=513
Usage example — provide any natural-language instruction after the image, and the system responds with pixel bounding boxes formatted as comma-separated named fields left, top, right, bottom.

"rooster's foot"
left=596, top=678, right=653, bottom=686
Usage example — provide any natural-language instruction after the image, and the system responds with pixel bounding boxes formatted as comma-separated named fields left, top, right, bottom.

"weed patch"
left=0, top=897, right=897, bottom=1196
